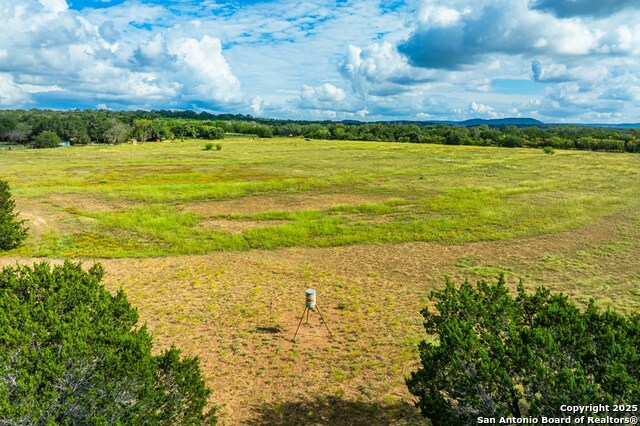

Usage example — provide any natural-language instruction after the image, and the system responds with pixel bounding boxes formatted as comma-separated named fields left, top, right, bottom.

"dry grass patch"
left=96, top=209, right=640, bottom=423
left=2, top=206, right=639, bottom=424
left=183, top=193, right=395, bottom=216
left=46, top=193, right=133, bottom=212
left=95, top=246, right=440, bottom=425
left=200, top=218, right=288, bottom=234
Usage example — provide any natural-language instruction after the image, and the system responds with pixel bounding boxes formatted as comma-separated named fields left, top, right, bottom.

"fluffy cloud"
left=0, top=74, right=31, bottom=107
left=134, top=34, right=173, bottom=69
left=339, top=42, right=437, bottom=97
left=332, top=0, right=640, bottom=122
left=2, top=0, right=640, bottom=122
left=528, top=0, right=640, bottom=18
left=398, top=1, right=601, bottom=70
left=531, top=60, right=608, bottom=83
left=398, top=0, right=640, bottom=72
left=295, top=83, right=374, bottom=120
left=167, top=36, right=241, bottom=103
left=598, top=25, right=640, bottom=56
left=469, top=101, right=502, bottom=119
left=339, top=43, right=404, bottom=93
left=505, top=67, right=640, bottom=123
left=416, top=2, right=465, bottom=27
left=98, top=20, right=119, bottom=42
left=251, top=97, right=266, bottom=116
left=0, top=0, right=242, bottom=109
left=39, top=0, right=68, bottom=14
left=300, top=83, right=346, bottom=108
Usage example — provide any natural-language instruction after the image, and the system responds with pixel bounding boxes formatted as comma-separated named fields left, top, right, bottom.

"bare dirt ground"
left=2, top=210, right=638, bottom=425
left=200, top=218, right=288, bottom=234
left=44, top=194, right=133, bottom=212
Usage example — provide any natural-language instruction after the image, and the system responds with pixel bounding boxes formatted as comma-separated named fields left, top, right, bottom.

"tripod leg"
left=314, top=304, right=333, bottom=339
left=306, top=307, right=310, bottom=324
left=292, top=307, right=307, bottom=342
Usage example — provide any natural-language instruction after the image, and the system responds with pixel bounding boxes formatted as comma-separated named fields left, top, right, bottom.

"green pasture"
left=1, top=137, right=639, bottom=258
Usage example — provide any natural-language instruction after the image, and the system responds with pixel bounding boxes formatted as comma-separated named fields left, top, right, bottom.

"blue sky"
left=1, top=0, right=640, bottom=122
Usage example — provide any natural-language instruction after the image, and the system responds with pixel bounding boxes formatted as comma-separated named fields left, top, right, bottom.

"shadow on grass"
left=250, top=395, right=426, bottom=425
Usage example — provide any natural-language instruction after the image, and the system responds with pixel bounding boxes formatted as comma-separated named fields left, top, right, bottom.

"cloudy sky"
left=1, top=0, right=640, bottom=122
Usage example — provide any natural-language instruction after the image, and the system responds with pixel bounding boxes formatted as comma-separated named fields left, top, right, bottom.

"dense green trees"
left=199, top=125, right=225, bottom=140
left=1, top=109, right=639, bottom=153
left=0, top=261, right=216, bottom=425
left=407, top=276, right=640, bottom=425
left=0, top=116, right=18, bottom=141
left=104, top=118, right=131, bottom=144
left=253, top=125, right=273, bottom=138
left=33, top=130, right=62, bottom=149
left=0, top=180, right=27, bottom=250
left=444, top=127, right=471, bottom=145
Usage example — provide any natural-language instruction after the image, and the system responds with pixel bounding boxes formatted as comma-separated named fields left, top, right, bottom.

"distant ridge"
left=339, top=117, right=640, bottom=129
left=458, top=117, right=545, bottom=126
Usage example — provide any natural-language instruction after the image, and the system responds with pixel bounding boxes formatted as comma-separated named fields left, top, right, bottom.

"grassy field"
left=2, top=137, right=640, bottom=424
left=1, top=137, right=637, bottom=257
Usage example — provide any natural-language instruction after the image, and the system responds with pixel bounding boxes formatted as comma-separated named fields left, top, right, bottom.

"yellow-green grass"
left=2, top=137, right=639, bottom=258
left=3, top=137, right=640, bottom=423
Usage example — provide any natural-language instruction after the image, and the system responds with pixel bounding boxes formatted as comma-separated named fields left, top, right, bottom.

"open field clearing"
left=2, top=137, right=639, bottom=258
left=2, top=137, right=640, bottom=423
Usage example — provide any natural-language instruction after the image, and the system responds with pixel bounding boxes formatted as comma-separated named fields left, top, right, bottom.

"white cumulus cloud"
left=0, top=74, right=31, bottom=107
left=167, top=36, right=241, bottom=103
left=0, top=0, right=242, bottom=109
left=1, top=0, right=640, bottom=122
left=469, top=101, right=502, bottom=119
left=339, top=42, right=438, bottom=97
left=38, top=0, right=68, bottom=14
left=300, top=83, right=346, bottom=107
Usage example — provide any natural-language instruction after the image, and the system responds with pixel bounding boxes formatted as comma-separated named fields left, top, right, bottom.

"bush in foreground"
left=407, top=275, right=640, bottom=425
left=0, top=180, right=28, bottom=250
left=0, top=261, right=216, bottom=425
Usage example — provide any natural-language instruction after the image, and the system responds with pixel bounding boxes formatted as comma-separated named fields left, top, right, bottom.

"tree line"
left=1, top=109, right=640, bottom=152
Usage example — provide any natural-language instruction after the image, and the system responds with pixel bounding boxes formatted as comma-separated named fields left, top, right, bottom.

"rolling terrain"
left=2, top=137, right=640, bottom=424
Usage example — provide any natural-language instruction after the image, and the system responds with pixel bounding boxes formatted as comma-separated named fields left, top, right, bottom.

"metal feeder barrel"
left=305, top=289, right=316, bottom=309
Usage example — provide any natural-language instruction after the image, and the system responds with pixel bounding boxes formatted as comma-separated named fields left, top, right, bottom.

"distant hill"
left=348, top=117, right=639, bottom=129
left=458, top=118, right=545, bottom=127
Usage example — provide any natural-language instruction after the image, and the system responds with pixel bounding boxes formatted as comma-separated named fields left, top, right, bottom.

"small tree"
left=133, top=119, right=153, bottom=143
left=33, top=130, right=62, bottom=148
left=199, top=126, right=225, bottom=140
left=255, top=125, right=273, bottom=138
left=0, top=261, right=216, bottom=425
left=104, top=118, right=131, bottom=144
left=407, top=275, right=640, bottom=425
left=0, top=180, right=28, bottom=250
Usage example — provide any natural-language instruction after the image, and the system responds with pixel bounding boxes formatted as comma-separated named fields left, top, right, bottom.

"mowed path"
left=3, top=208, right=638, bottom=425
